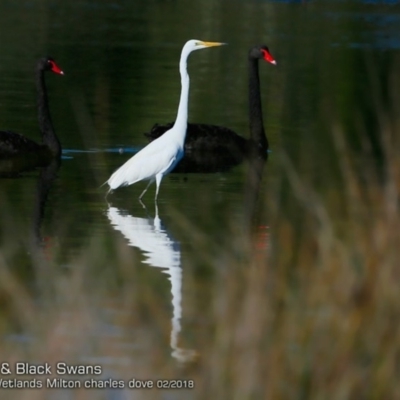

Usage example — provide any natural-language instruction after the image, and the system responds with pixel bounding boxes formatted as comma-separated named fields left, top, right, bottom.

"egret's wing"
left=107, top=136, right=181, bottom=189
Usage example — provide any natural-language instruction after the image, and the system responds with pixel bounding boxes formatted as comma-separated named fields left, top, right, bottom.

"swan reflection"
left=107, top=205, right=197, bottom=363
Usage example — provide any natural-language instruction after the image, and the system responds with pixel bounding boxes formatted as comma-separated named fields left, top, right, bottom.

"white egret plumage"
left=106, top=39, right=225, bottom=200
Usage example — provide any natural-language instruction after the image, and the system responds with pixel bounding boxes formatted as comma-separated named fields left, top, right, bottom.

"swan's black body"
left=0, top=57, right=63, bottom=173
left=145, top=122, right=247, bottom=172
left=0, top=131, right=47, bottom=157
left=144, top=45, right=275, bottom=173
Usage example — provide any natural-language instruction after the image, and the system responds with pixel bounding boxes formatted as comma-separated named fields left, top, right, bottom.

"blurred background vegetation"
left=0, top=0, right=399, bottom=399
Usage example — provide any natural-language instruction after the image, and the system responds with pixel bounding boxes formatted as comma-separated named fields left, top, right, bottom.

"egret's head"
left=185, top=39, right=226, bottom=52
left=249, top=45, right=276, bottom=65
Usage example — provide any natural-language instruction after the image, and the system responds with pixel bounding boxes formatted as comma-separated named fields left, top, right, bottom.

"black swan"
left=0, top=57, right=63, bottom=171
left=144, top=45, right=276, bottom=173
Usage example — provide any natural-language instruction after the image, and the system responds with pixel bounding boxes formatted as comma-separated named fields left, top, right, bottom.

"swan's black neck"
left=248, top=56, right=268, bottom=153
left=36, top=67, right=61, bottom=157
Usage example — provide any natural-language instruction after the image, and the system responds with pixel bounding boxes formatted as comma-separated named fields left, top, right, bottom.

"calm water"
left=0, top=0, right=399, bottom=398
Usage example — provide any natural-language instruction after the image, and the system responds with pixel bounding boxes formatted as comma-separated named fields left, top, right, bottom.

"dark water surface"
left=0, top=0, right=399, bottom=398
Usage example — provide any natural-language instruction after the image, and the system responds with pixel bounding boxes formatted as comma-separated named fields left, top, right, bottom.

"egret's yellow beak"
left=200, top=41, right=227, bottom=47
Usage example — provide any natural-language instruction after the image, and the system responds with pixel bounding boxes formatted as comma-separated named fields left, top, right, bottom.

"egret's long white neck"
left=173, top=46, right=191, bottom=139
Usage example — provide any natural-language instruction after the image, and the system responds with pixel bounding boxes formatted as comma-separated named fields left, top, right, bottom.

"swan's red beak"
left=261, top=49, right=276, bottom=65
left=49, top=60, right=64, bottom=75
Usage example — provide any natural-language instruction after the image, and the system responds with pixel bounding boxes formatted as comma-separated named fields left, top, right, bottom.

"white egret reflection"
left=107, top=205, right=197, bottom=363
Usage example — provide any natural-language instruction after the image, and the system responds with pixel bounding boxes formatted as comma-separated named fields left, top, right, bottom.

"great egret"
left=106, top=39, right=225, bottom=200
left=144, top=45, right=276, bottom=173
left=0, top=57, right=64, bottom=160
